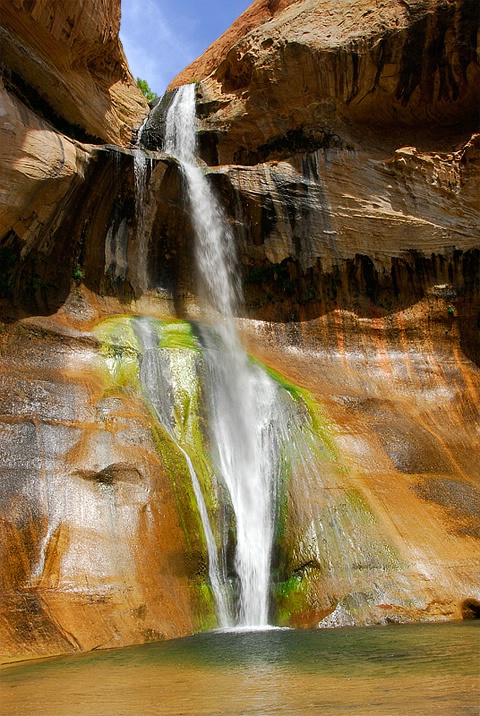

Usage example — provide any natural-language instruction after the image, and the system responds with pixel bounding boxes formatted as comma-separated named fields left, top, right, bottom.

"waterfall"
left=133, top=120, right=150, bottom=290
left=164, top=85, right=240, bottom=318
left=164, top=84, right=277, bottom=627
left=198, top=330, right=281, bottom=627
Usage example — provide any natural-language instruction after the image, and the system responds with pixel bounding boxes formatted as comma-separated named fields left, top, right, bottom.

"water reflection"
left=1, top=622, right=478, bottom=716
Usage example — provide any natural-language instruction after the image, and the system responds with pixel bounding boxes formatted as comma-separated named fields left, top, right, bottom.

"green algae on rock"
left=94, top=314, right=405, bottom=630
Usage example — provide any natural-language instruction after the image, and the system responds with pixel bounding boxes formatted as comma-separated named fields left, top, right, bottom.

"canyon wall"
left=0, top=0, right=147, bottom=144
left=0, top=0, right=147, bottom=308
left=0, top=0, right=479, bottom=661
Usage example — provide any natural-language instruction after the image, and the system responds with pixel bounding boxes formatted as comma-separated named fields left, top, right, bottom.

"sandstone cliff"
left=0, top=0, right=479, bottom=662
left=0, top=0, right=146, bottom=144
left=0, top=0, right=148, bottom=315
left=171, top=0, right=479, bottom=159
left=163, top=0, right=480, bottom=298
left=167, top=2, right=479, bottom=630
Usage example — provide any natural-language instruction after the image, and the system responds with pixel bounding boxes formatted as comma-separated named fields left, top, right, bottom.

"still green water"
left=1, top=622, right=478, bottom=715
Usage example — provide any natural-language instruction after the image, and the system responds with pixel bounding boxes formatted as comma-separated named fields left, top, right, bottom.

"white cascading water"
left=133, top=118, right=150, bottom=290
left=134, top=317, right=230, bottom=626
left=164, top=84, right=277, bottom=627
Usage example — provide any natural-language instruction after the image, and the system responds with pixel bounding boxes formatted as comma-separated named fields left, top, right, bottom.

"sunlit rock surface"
left=0, top=0, right=146, bottom=144
left=0, top=0, right=479, bottom=661
left=0, top=77, right=93, bottom=267
left=0, top=0, right=147, bottom=300
left=244, top=314, right=480, bottom=628
left=0, top=314, right=213, bottom=659
left=170, top=0, right=479, bottom=161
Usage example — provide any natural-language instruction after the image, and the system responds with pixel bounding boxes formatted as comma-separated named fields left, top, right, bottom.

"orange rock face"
left=243, top=304, right=480, bottom=628
left=169, top=0, right=479, bottom=164
left=0, top=314, right=214, bottom=661
left=0, top=0, right=146, bottom=144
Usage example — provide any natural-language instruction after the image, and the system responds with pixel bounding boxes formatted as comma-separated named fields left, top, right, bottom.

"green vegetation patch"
left=158, top=321, right=201, bottom=352
left=136, top=77, right=158, bottom=103
left=195, top=582, right=218, bottom=632
left=95, top=315, right=142, bottom=390
left=275, top=573, right=309, bottom=626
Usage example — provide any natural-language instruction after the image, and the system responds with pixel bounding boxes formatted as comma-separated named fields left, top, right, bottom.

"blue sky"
left=120, top=0, right=252, bottom=96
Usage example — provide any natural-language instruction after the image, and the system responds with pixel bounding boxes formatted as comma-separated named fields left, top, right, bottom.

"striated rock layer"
left=170, top=0, right=479, bottom=160
left=0, top=0, right=147, bottom=294
left=0, top=0, right=479, bottom=661
left=0, top=0, right=147, bottom=144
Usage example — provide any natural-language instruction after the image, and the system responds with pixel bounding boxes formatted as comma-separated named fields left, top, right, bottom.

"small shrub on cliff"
left=136, top=77, right=158, bottom=103
left=71, top=263, right=84, bottom=282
